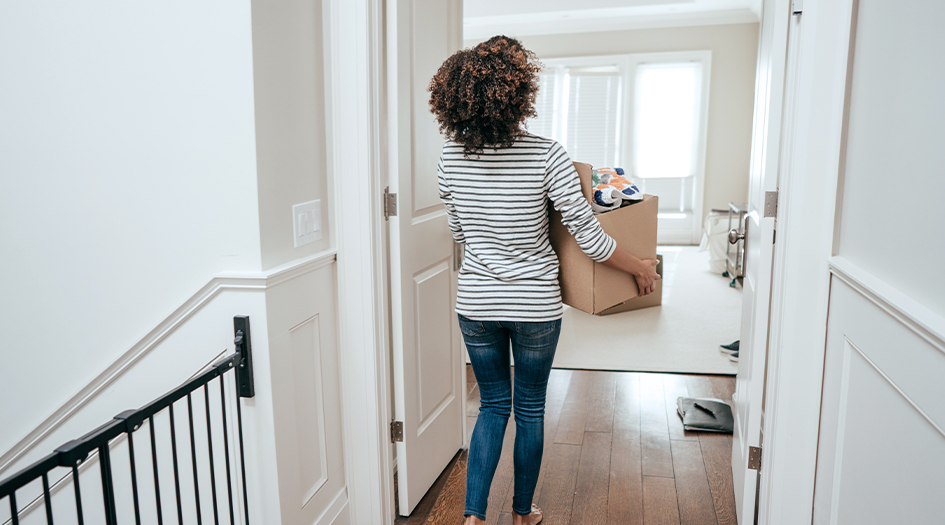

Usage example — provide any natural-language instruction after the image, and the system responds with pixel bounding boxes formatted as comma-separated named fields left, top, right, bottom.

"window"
left=527, top=52, right=711, bottom=244
left=633, top=62, right=702, bottom=179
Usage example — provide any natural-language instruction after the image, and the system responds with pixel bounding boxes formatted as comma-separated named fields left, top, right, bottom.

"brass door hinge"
left=384, top=187, right=398, bottom=220
left=748, top=446, right=762, bottom=470
left=764, top=191, right=778, bottom=218
left=390, top=420, right=404, bottom=443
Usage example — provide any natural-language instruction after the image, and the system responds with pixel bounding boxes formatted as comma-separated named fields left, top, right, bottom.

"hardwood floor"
left=395, top=366, right=737, bottom=525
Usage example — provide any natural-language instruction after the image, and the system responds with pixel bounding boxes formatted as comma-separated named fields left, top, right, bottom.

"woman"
left=428, top=36, right=660, bottom=525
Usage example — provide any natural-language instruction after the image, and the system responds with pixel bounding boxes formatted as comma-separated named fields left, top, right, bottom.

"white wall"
left=466, top=23, right=759, bottom=217
left=252, top=0, right=334, bottom=270
left=0, top=2, right=350, bottom=523
left=0, top=1, right=262, bottom=455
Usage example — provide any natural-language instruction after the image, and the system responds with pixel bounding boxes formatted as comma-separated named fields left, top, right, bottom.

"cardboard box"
left=550, top=162, right=661, bottom=315
left=597, top=254, right=663, bottom=315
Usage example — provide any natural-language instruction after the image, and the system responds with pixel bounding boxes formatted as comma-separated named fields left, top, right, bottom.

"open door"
left=732, top=0, right=790, bottom=522
left=387, top=0, right=465, bottom=516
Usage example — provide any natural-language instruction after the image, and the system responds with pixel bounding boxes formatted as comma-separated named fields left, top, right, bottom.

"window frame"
left=535, top=50, right=713, bottom=244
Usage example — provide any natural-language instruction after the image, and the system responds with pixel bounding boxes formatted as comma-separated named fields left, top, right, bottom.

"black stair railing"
left=0, top=316, right=255, bottom=525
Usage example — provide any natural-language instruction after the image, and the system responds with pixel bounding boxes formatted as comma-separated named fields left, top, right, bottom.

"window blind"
left=564, top=67, right=622, bottom=167
left=528, top=72, right=558, bottom=139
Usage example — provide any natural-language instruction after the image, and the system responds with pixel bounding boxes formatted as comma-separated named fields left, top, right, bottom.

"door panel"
left=731, top=0, right=789, bottom=522
left=814, top=1, right=945, bottom=522
left=389, top=0, right=465, bottom=515
left=415, top=260, right=455, bottom=425
left=411, top=0, right=452, bottom=215
left=814, top=277, right=945, bottom=524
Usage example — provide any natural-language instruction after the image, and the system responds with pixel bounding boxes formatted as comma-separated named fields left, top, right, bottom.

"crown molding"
left=464, top=8, right=759, bottom=40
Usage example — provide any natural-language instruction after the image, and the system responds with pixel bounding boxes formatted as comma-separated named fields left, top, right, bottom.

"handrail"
left=0, top=316, right=255, bottom=525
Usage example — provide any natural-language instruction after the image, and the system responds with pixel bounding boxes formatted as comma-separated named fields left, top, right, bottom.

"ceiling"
left=464, top=0, right=761, bottom=40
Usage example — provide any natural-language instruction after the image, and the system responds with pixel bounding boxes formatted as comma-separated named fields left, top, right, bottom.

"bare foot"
left=512, top=504, right=543, bottom=525
left=463, top=515, right=485, bottom=525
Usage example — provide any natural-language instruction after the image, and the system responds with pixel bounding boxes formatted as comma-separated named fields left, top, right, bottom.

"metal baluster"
left=169, top=405, right=184, bottom=525
left=187, top=394, right=203, bottom=525
left=204, top=384, right=220, bottom=525
left=234, top=372, right=250, bottom=525
left=72, top=465, right=85, bottom=525
left=148, top=416, right=164, bottom=525
left=10, top=490, right=19, bottom=525
left=99, top=444, right=118, bottom=525
left=42, top=472, right=54, bottom=525
left=127, top=429, right=142, bottom=525
left=219, top=378, right=235, bottom=525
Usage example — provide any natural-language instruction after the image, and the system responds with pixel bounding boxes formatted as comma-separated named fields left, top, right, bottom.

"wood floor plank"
left=686, top=376, right=737, bottom=525
left=497, top=513, right=514, bottom=525
left=608, top=372, right=644, bottom=525
left=395, top=450, right=465, bottom=524
left=643, top=476, right=681, bottom=525
left=640, top=373, right=674, bottom=478
left=554, top=370, right=594, bottom=445
left=570, top=431, right=613, bottom=524
left=584, top=371, right=617, bottom=433
left=607, top=373, right=643, bottom=525
left=708, top=375, right=735, bottom=404
left=535, top=443, right=582, bottom=525
left=663, top=374, right=699, bottom=442
left=671, top=440, right=719, bottom=525
left=699, top=434, right=737, bottom=525
left=424, top=451, right=468, bottom=525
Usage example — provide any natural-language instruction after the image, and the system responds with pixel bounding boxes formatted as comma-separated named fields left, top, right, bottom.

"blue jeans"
left=459, top=314, right=561, bottom=520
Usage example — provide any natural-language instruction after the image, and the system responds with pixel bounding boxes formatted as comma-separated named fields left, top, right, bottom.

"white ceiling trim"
left=464, top=8, right=759, bottom=41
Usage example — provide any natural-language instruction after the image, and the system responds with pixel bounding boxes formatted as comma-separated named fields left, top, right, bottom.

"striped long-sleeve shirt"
left=438, top=134, right=617, bottom=322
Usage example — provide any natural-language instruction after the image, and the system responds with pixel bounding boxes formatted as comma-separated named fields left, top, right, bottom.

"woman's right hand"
left=633, top=258, right=661, bottom=296
left=601, top=247, right=661, bottom=296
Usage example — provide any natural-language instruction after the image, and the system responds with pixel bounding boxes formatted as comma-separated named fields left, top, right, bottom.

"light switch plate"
left=292, top=200, right=322, bottom=247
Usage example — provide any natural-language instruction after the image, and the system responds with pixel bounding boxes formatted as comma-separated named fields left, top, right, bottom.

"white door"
left=387, top=0, right=465, bottom=516
left=812, top=1, right=945, bottom=523
left=732, top=0, right=790, bottom=522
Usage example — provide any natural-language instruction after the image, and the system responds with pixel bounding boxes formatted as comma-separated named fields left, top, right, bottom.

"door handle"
left=728, top=229, right=745, bottom=245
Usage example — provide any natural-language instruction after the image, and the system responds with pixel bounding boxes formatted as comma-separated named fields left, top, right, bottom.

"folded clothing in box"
left=550, top=161, right=661, bottom=315
left=589, top=167, right=644, bottom=213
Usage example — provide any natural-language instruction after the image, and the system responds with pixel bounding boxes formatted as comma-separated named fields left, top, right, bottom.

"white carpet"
left=552, top=246, right=741, bottom=375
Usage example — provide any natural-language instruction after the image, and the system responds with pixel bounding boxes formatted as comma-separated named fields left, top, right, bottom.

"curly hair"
left=428, top=35, right=542, bottom=156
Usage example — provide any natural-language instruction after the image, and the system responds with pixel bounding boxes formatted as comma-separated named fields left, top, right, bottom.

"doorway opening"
left=389, top=0, right=772, bottom=522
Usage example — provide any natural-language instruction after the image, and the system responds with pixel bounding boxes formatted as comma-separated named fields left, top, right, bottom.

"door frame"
left=325, top=0, right=396, bottom=523
left=755, top=0, right=857, bottom=523
left=327, top=0, right=864, bottom=524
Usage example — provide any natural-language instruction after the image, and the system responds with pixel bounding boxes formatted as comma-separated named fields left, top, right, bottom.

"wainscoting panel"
left=813, top=276, right=945, bottom=525
left=266, top=262, right=346, bottom=524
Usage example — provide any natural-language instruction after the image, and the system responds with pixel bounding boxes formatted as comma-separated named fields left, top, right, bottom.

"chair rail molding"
left=0, top=249, right=337, bottom=476
left=829, top=256, right=945, bottom=350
